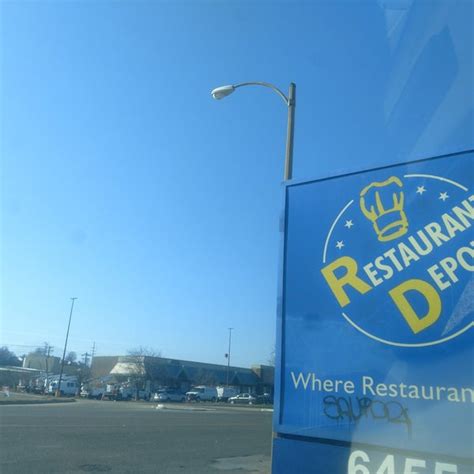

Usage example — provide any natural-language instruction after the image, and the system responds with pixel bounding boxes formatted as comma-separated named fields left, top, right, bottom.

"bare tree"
left=75, top=361, right=91, bottom=388
left=268, top=346, right=276, bottom=367
left=33, top=346, right=46, bottom=355
left=65, top=351, right=77, bottom=364
left=128, top=346, right=161, bottom=358
left=126, top=347, right=163, bottom=399
left=0, top=347, right=21, bottom=367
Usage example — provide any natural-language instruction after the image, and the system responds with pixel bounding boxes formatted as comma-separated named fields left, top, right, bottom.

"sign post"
left=272, top=151, right=473, bottom=473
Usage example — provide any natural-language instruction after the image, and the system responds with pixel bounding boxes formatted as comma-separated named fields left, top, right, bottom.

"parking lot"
left=0, top=399, right=273, bottom=473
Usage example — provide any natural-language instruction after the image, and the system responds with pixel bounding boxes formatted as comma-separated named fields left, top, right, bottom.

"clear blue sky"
left=1, top=1, right=472, bottom=366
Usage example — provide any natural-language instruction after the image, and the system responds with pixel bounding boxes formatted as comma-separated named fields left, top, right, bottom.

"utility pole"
left=82, top=352, right=90, bottom=367
left=90, top=342, right=96, bottom=370
left=56, top=297, right=77, bottom=397
left=44, top=343, right=52, bottom=395
left=226, top=328, right=233, bottom=387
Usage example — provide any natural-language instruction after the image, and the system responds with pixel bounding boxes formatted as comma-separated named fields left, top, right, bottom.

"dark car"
left=256, top=393, right=273, bottom=405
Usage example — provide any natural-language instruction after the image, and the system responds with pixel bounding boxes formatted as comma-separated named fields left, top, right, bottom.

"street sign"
left=273, top=151, right=473, bottom=473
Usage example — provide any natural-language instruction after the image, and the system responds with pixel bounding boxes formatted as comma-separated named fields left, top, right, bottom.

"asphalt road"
left=0, top=400, right=273, bottom=474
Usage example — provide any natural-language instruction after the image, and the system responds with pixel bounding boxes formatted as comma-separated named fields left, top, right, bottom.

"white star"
left=336, top=241, right=344, bottom=250
left=344, top=220, right=354, bottom=229
left=416, top=186, right=426, bottom=195
left=439, top=192, right=449, bottom=201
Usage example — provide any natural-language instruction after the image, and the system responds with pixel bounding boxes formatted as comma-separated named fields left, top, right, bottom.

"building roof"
left=110, top=362, right=146, bottom=376
left=90, top=356, right=119, bottom=379
left=22, top=354, right=61, bottom=373
left=91, top=355, right=268, bottom=387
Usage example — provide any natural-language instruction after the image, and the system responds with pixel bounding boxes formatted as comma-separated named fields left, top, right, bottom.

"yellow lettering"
left=321, top=256, right=372, bottom=307
left=389, top=279, right=441, bottom=333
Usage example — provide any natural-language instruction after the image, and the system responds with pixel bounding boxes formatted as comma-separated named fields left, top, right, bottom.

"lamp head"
left=211, top=85, right=235, bottom=100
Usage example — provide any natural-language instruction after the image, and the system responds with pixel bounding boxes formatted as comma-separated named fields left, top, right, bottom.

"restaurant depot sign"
left=320, top=173, right=473, bottom=347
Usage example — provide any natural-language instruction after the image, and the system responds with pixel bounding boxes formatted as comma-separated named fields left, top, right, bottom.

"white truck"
left=216, top=386, right=239, bottom=402
left=48, top=376, right=79, bottom=396
left=80, top=385, right=104, bottom=399
left=185, top=386, right=218, bottom=402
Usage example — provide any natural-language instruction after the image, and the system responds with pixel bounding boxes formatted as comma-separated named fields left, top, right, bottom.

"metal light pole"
left=211, top=81, right=296, bottom=180
left=44, top=343, right=51, bottom=394
left=56, top=297, right=77, bottom=397
left=226, top=328, right=233, bottom=387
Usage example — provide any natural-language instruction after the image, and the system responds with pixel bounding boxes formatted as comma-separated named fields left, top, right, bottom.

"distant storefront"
left=91, top=355, right=274, bottom=395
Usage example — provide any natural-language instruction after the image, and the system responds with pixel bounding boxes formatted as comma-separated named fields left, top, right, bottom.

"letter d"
left=388, top=279, right=442, bottom=334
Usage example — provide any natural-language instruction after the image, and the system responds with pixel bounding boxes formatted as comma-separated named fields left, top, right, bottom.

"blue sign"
left=273, top=151, right=473, bottom=472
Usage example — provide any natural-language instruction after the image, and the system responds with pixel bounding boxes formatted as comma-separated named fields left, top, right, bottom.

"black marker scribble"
left=323, top=396, right=412, bottom=434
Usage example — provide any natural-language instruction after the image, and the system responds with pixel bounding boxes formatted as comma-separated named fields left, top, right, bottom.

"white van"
left=216, top=386, right=239, bottom=402
left=80, top=386, right=104, bottom=399
left=48, top=377, right=79, bottom=396
left=185, top=386, right=217, bottom=402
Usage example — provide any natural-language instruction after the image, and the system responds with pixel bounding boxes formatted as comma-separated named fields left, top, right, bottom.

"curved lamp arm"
left=211, top=82, right=291, bottom=106
left=233, top=82, right=290, bottom=105
left=211, top=81, right=296, bottom=180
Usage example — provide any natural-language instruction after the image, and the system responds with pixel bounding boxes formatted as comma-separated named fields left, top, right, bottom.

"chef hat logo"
left=359, top=176, right=408, bottom=242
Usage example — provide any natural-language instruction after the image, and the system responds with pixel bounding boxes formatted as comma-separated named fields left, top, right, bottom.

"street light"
left=211, top=81, right=296, bottom=180
left=211, top=85, right=235, bottom=100
left=225, top=328, right=233, bottom=387
left=56, top=297, right=77, bottom=397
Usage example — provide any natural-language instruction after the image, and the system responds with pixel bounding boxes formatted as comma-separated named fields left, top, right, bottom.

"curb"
left=0, top=398, right=77, bottom=406
left=155, top=404, right=217, bottom=412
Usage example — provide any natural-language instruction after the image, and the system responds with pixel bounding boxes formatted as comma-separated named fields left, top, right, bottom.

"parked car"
left=228, top=393, right=257, bottom=405
left=185, top=386, right=218, bottom=402
left=30, top=385, right=46, bottom=395
left=256, top=393, right=273, bottom=405
left=80, top=387, right=104, bottom=399
left=216, top=386, right=239, bottom=402
left=117, top=387, right=134, bottom=401
left=113, top=387, right=149, bottom=401
left=153, top=389, right=186, bottom=402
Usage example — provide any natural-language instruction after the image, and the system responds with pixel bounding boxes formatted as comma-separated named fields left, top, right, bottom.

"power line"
left=1, top=343, right=55, bottom=349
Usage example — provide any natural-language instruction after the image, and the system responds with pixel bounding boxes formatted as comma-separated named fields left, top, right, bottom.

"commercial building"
left=91, top=355, right=274, bottom=395
left=22, top=353, right=61, bottom=373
